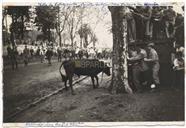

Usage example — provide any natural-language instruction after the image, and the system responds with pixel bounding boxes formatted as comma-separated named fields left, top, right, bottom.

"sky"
left=81, top=6, right=112, bottom=49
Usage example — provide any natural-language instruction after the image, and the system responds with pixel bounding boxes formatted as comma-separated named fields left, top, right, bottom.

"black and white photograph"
left=1, top=1, right=185, bottom=127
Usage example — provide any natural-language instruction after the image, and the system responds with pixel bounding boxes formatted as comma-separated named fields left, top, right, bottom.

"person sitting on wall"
left=163, top=6, right=176, bottom=39
left=141, top=6, right=153, bottom=41
left=126, top=7, right=136, bottom=43
left=128, top=6, right=145, bottom=41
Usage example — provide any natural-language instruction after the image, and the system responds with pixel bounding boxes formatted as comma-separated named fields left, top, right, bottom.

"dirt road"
left=3, top=61, right=184, bottom=122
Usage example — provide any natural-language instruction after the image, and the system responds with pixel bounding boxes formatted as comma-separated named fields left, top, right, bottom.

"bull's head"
left=103, top=65, right=111, bottom=76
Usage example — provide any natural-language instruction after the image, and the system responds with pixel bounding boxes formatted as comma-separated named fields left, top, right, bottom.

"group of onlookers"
left=6, top=45, right=56, bottom=68
left=126, top=6, right=184, bottom=46
left=128, top=42, right=160, bottom=92
left=56, top=47, right=112, bottom=61
left=128, top=41, right=184, bottom=93
left=6, top=44, right=99, bottom=68
left=125, top=5, right=184, bottom=92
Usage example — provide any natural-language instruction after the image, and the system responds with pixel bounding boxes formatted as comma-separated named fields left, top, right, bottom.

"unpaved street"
left=3, top=61, right=184, bottom=122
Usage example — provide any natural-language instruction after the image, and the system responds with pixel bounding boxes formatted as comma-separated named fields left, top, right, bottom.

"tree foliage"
left=78, top=24, right=98, bottom=48
left=6, top=6, right=30, bottom=45
left=35, top=5, right=58, bottom=43
left=78, top=24, right=92, bottom=48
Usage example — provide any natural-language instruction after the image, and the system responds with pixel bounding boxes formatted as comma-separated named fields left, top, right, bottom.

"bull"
left=59, top=59, right=111, bottom=95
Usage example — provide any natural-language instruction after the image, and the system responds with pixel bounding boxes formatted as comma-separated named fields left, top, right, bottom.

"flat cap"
left=147, top=43, right=155, bottom=47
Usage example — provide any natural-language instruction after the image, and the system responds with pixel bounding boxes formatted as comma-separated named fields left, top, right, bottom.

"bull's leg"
left=95, top=75, right=99, bottom=88
left=69, top=76, right=75, bottom=95
left=91, top=76, right=96, bottom=89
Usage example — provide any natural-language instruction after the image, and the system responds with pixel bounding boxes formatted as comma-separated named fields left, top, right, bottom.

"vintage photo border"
left=0, top=0, right=185, bottom=127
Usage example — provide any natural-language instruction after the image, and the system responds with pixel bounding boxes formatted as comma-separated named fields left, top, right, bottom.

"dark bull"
left=59, top=59, right=111, bottom=95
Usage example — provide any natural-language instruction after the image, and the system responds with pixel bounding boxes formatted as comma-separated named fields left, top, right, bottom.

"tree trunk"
left=85, top=36, right=88, bottom=48
left=2, top=12, right=5, bottom=44
left=57, top=7, right=62, bottom=47
left=93, top=40, right=96, bottom=49
left=21, top=15, right=24, bottom=39
left=59, top=33, right=62, bottom=47
left=48, top=28, right=51, bottom=43
left=108, top=6, right=133, bottom=94
left=71, top=36, right=74, bottom=48
left=10, top=14, right=15, bottom=47
left=63, top=38, right=66, bottom=46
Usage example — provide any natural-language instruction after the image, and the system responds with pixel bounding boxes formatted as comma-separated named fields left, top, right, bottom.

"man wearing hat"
left=144, top=43, right=160, bottom=91
left=128, top=46, right=149, bottom=92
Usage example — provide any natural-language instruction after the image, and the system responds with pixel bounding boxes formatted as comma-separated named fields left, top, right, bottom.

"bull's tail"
left=59, top=62, right=67, bottom=82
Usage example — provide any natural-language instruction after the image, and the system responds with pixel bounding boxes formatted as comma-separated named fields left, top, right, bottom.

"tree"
left=108, top=6, right=133, bottom=94
left=55, top=4, right=73, bottom=47
left=35, top=5, right=58, bottom=44
left=91, top=33, right=98, bottom=49
left=66, top=6, right=84, bottom=48
left=61, top=33, right=69, bottom=46
left=6, top=6, right=30, bottom=46
left=78, top=24, right=93, bottom=48
left=2, top=7, right=7, bottom=30
left=2, top=7, right=9, bottom=45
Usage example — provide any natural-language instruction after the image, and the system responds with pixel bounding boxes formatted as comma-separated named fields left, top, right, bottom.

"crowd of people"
left=6, top=44, right=112, bottom=69
left=126, top=6, right=184, bottom=46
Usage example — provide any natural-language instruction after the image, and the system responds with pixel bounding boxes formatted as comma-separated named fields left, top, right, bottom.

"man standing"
left=142, top=6, right=153, bottom=40
left=57, top=47, right=62, bottom=62
left=126, top=7, right=136, bottom=43
left=10, top=46, right=19, bottom=70
left=151, top=6, right=164, bottom=40
left=46, top=47, right=53, bottom=65
left=78, top=50, right=83, bottom=59
left=30, top=47, right=34, bottom=60
left=23, top=45, right=30, bottom=66
left=40, top=48, right=45, bottom=63
left=7, top=45, right=11, bottom=58
left=144, top=43, right=160, bottom=91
